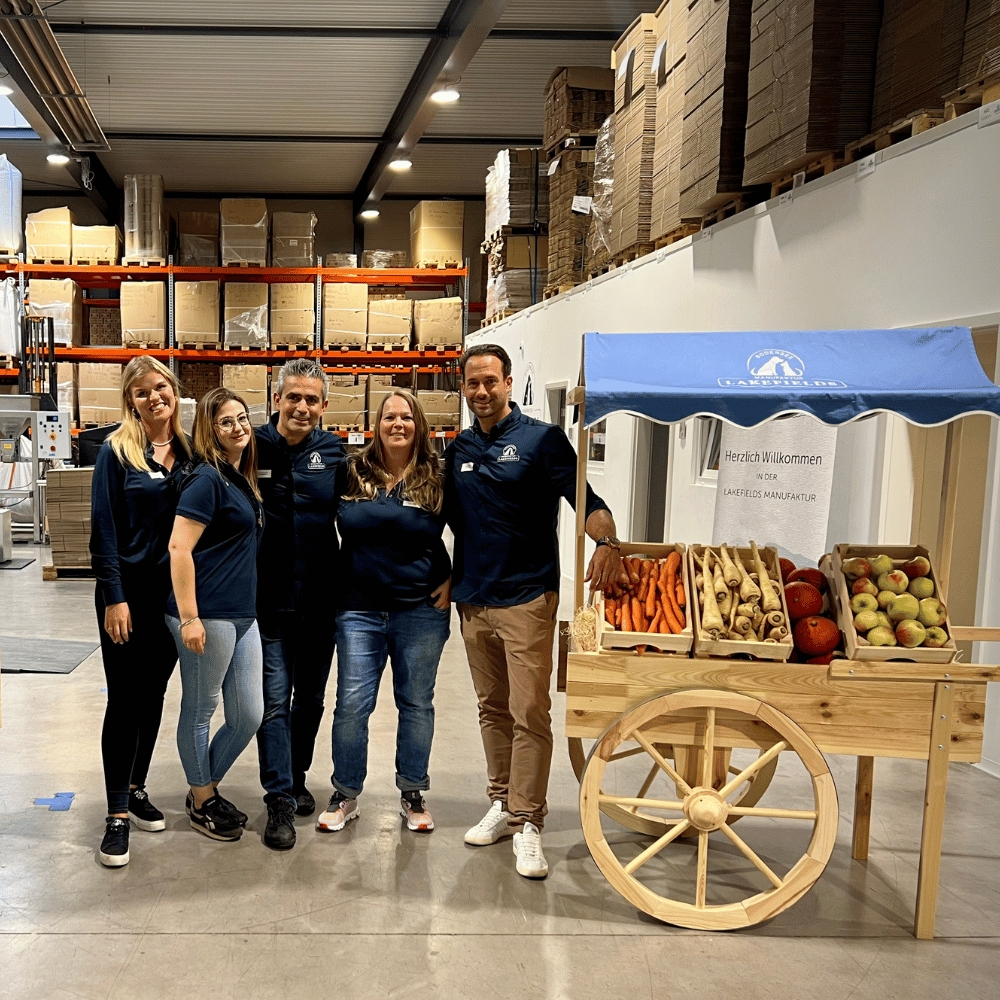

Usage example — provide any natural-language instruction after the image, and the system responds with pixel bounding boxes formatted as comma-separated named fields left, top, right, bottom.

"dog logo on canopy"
left=717, top=348, right=846, bottom=388
left=748, top=350, right=804, bottom=377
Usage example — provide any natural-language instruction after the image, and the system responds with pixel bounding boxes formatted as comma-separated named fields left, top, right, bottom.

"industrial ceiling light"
left=360, top=208, right=380, bottom=220
left=0, top=84, right=13, bottom=96
left=46, top=152, right=70, bottom=165
left=430, top=86, right=460, bottom=104
left=389, top=158, right=412, bottom=171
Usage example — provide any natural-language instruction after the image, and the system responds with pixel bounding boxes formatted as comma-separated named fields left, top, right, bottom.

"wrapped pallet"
left=413, top=297, right=463, bottom=348
left=77, top=363, right=121, bottom=426
left=27, top=278, right=82, bottom=345
left=175, top=281, right=220, bottom=347
left=179, top=212, right=219, bottom=266
left=366, top=376, right=396, bottom=429
left=322, top=283, right=368, bottom=347
left=484, top=148, right=549, bottom=237
left=222, top=364, right=268, bottom=425
left=120, top=282, right=166, bottom=347
left=418, top=390, right=462, bottom=428
left=410, top=201, right=464, bottom=268
left=72, top=225, right=120, bottom=265
left=0, top=276, right=21, bottom=356
left=271, top=212, right=317, bottom=267
left=486, top=269, right=547, bottom=319
left=56, top=362, right=76, bottom=422
left=269, top=283, right=314, bottom=347
left=960, top=0, right=1000, bottom=85
left=123, top=174, right=165, bottom=262
left=544, top=66, right=615, bottom=150
left=25, top=207, right=72, bottom=262
left=322, top=374, right=366, bottom=430
left=0, top=154, right=22, bottom=254
left=223, top=283, right=268, bottom=349
left=587, top=116, right=616, bottom=273
left=367, top=297, right=412, bottom=348
left=546, top=148, right=597, bottom=289
left=361, top=249, right=407, bottom=268
left=221, top=198, right=268, bottom=265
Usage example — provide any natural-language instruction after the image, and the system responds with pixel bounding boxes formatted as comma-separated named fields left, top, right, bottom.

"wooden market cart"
left=562, top=330, right=1000, bottom=937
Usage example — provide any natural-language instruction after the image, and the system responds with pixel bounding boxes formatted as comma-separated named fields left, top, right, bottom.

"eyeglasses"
left=215, top=414, right=251, bottom=431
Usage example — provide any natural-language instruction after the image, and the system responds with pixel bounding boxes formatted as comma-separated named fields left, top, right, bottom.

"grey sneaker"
left=513, top=822, right=548, bottom=878
left=464, top=800, right=512, bottom=845
left=316, top=796, right=359, bottom=832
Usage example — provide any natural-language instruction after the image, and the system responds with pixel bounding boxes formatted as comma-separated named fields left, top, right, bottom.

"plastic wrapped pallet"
left=25, top=207, right=72, bottom=262
left=413, top=297, right=463, bottom=347
left=546, top=147, right=597, bottom=288
left=179, top=212, right=219, bottom=266
left=27, top=278, right=82, bottom=345
left=224, top=283, right=269, bottom=349
left=367, top=297, right=412, bottom=347
left=77, top=363, right=121, bottom=426
left=0, top=154, right=22, bottom=254
left=222, top=364, right=268, bottom=425
left=484, top=148, right=550, bottom=237
left=221, top=198, right=268, bottom=265
left=72, top=225, right=120, bottom=265
left=417, top=390, right=462, bottom=428
left=0, top=276, right=20, bottom=356
left=271, top=212, right=317, bottom=267
left=322, top=283, right=368, bottom=347
left=89, top=306, right=123, bottom=346
left=119, top=282, right=166, bottom=347
left=410, top=201, right=464, bottom=268
left=587, top=116, right=616, bottom=273
left=325, top=253, right=358, bottom=267
left=361, top=249, right=408, bottom=269
left=960, top=1, right=1000, bottom=85
left=123, top=174, right=165, bottom=261
left=269, top=283, right=314, bottom=347
left=545, top=66, right=615, bottom=150
left=175, top=281, right=220, bottom=347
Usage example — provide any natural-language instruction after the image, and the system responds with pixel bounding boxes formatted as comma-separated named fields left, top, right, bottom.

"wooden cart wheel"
left=580, top=690, right=838, bottom=930
left=568, top=736, right=778, bottom=838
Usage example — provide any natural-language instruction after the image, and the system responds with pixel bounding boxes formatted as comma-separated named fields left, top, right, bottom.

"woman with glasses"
left=167, top=388, right=265, bottom=842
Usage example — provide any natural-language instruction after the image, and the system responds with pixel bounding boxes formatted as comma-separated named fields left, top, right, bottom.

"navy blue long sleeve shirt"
left=444, top=403, right=609, bottom=607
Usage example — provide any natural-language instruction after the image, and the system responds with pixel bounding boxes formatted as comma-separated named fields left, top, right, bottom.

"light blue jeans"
left=167, top=616, right=264, bottom=788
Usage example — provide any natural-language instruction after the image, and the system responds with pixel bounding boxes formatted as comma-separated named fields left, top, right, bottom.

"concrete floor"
left=1, top=543, right=999, bottom=999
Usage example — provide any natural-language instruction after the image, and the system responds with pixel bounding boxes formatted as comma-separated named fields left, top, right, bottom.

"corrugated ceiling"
left=497, top=2, right=657, bottom=30
left=385, top=144, right=507, bottom=197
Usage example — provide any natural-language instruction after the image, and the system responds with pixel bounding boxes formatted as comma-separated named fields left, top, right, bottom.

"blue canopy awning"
left=583, top=328, right=1000, bottom=428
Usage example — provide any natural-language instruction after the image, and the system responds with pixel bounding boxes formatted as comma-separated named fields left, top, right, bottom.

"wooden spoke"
left=719, top=822, right=783, bottom=889
left=701, top=708, right=716, bottom=787
left=627, top=762, right=661, bottom=814
left=727, top=805, right=817, bottom=820
left=599, top=795, right=685, bottom=811
left=695, top=831, right=708, bottom=908
left=623, top=820, right=693, bottom=875
left=632, top=730, right=693, bottom=796
left=607, top=745, right=649, bottom=763
left=719, top=740, right=788, bottom=800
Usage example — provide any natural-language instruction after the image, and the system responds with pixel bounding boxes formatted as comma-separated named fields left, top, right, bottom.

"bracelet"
left=180, top=617, right=200, bottom=629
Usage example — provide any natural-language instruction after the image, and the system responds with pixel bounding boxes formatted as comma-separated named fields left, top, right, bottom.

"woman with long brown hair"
left=166, top=387, right=265, bottom=842
left=317, top=390, right=451, bottom=836
left=90, top=355, right=195, bottom=868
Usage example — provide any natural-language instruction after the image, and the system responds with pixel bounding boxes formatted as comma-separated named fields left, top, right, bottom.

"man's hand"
left=104, top=602, right=132, bottom=645
left=584, top=544, right=628, bottom=594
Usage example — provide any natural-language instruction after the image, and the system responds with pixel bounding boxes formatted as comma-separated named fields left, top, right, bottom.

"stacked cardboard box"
left=222, top=365, right=268, bottom=426
left=361, top=249, right=408, bottom=268
left=486, top=269, right=547, bottom=318
left=46, top=468, right=93, bottom=567
left=546, top=148, right=597, bottom=287
left=120, top=282, right=166, bottom=347
left=960, top=0, right=1000, bottom=85
left=56, top=362, right=75, bottom=422
left=365, top=374, right=396, bottom=429
left=323, top=373, right=366, bottom=429
left=88, top=306, right=122, bottom=346
left=485, top=148, right=550, bottom=236
left=0, top=153, right=22, bottom=254
left=367, top=297, right=412, bottom=348
left=77, top=363, right=121, bottom=426
left=221, top=198, right=268, bottom=265
left=413, top=297, right=463, bottom=347
left=871, top=0, right=967, bottom=130
left=325, top=253, right=358, bottom=267
left=679, top=0, right=754, bottom=218
left=72, top=225, right=120, bottom=264
left=270, top=283, right=314, bottom=347
left=272, top=212, right=317, bottom=267
left=587, top=116, right=617, bottom=273
left=27, top=278, right=82, bottom=345
left=175, top=281, right=220, bottom=346
left=224, top=283, right=269, bottom=349
left=179, top=362, right=221, bottom=403
left=322, top=283, right=368, bottom=347
left=418, top=390, right=462, bottom=428
left=544, top=66, right=615, bottom=149
left=410, top=201, right=465, bottom=268
left=123, top=175, right=165, bottom=261
left=25, top=207, right=72, bottom=261
left=178, top=211, right=219, bottom=266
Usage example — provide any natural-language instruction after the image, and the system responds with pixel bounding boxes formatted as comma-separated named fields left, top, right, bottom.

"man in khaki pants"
left=445, top=344, right=625, bottom=879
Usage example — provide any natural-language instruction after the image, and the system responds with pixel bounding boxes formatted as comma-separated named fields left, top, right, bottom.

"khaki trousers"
left=457, top=592, right=559, bottom=830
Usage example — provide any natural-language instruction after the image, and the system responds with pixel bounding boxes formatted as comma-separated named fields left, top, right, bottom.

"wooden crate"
left=595, top=542, right=693, bottom=654
left=829, top=543, right=958, bottom=664
left=688, top=543, right=794, bottom=661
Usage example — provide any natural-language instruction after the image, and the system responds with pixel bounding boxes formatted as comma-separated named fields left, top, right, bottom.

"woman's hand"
left=181, top=618, right=206, bottom=655
left=431, top=578, right=452, bottom=610
left=104, top=603, right=132, bottom=644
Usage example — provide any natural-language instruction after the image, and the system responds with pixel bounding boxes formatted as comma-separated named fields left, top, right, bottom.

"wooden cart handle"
left=828, top=660, right=1000, bottom=683
left=948, top=626, right=1000, bottom=642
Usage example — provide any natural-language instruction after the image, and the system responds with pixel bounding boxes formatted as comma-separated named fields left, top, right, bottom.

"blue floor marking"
left=35, top=792, right=75, bottom=811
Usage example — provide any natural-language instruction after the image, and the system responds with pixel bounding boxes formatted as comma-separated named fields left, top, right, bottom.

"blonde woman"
left=167, top=388, right=265, bottom=842
left=317, top=390, right=451, bottom=836
left=90, top=356, right=195, bottom=868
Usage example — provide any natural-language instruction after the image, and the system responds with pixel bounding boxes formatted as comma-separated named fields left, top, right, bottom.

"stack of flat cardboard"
left=71, top=225, right=120, bottom=264
left=178, top=362, right=221, bottom=403
left=77, top=363, right=121, bottom=426
left=418, top=389, right=462, bottom=428
left=222, top=365, right=268, bottom=425
left=271, top=212, right=317, bottom=267
left=175, top=281, right=220, bottom=346
left=587, top=116, right=616, bottom=273
left=221, top=198, right=268, bottom=265
left=25, top=207, right=72, bottom=261
left=46, top=468, right=94, bottom=567
left=224, top=283, right=269, bottom=349
left=544, top=66, right=615, bottom=149
left=960, top=0, right=1000, bottom=85
left=413, top=297, right=463, bottom=347
left=88, top=307, right=122, bottom=346
left=269, top=283, right=314, bottom=347
left=484, top=148, right=550, bottom=236
left=323, top=373, right=366, bottom=429
left=322, top=283, right=368, bottom=347
left=410, top=201, right=464, bottom=268
left=486, top=270, right=546, bottom=318
left=178, top=212, right=219, bottom=266
left=679, top=0, right=754, bottom=218
left=123, top=175, right=165, bottom=261
left=120, top=282, right=166, bottom=347
left=367, top=297, right=412, bottom=348
left=27, top=278, right=82, bottom=345
left=546, top=147, right=597, bottom=287
left=871, top=0, right=967, bottom=130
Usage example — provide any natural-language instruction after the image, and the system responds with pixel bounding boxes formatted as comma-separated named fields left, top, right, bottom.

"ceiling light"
left=46, top=152, right=71, bottom=165
left=430, top=87, right=460, bottom=104
left=389, top=158, right=412, bottom=171
left=360, top=209, right=380, bottom=220
left=0, top=85, right=13, bottom=97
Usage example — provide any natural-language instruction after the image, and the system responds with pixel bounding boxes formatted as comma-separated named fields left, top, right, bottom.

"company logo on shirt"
left=307, top=451, right=325, bottom=470
left=717, top=349, right=847, bottom=388
left=497, top=444, right=520, bottom=463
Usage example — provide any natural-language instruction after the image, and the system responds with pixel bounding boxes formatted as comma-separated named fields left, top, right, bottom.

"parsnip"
left=733, top=615, right=753, bottom=635
left=768, top=626, right=788, bottom=640
left=699, top=548, right=724, bottom=637
left=711, top=553, right=728, bottom=601
left=765, top=610, right=785, bottom=628
left=719, top=544, right=741, bottom=589
left=750, top=540, right=782, bottom=613
left=733, top=549, right=761, bottom=604
left=736, top=602, right=757, bottom=618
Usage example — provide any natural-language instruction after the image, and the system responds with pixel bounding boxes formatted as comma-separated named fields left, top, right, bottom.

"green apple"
left=895, top=619, right=926, bottom=648
left=875, top=611, right=893, bottom=630
left=867, top=626, right=897, bottom=646
left=887, top=593, right=920, bottom=622
left=853, top=610, right=880, bottom=633
left=877, top=590, right=895, bottom=610
left=908, top=577, right=935, bottom=599
left=869, top=554, right=894, bottom=577
left=922, top=626, right=948, bottom=648
left=850, top=593, right=879, bottom=614
left=877, top=570, right=909, bottom=594
left=917, top=598, right=947, bottom=628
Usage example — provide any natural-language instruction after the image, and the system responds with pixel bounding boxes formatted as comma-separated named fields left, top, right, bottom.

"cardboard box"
left=179, top=361, right=221, bottom=402
left=77, top=362, right=121, bottom=389
left=27, top=278, right=82, bottom=345
left=175, top=281, right=220, bottom=345
left=322, top=282, right=368, bottom=347
left=220, top=198, right=268, bottom=265
left=544, top=66, right=615, bottom=149
left=271, top=212, right=316, bottom=267
left=325, top=253, right=357, bottom=267
left=77, top=362, right=122, bottom=424
left=361, top=249, right=407, bottom=268
left=71, top=225, right=120, bottom=264
left=366, top=385, right=396, bottom=429
left=270, top=283, right=314, bottom=343
left=324, top=384, right=366, bottom=429
left=224, top=282, right=269, bottom=348
left=178, top=211, right=219, bottom=266
left=57, top=361, right=76, bottom=420
left=410, top=201, right=464, bottom=267
left=123, top=174, right=165, bottom=260
left=88, top=306, right=122, bottom=346
left=417, top=389, right=462, bottom=426
left=120, top=281, right=167, bottom=347
left=222, top=364, right=268, bottom=425
left=367, top=297, right=411, bottom=341
left=485, top=148, right=550, bottom=235
left=25, top=207, right=72, bottom=261
left=413, top=297, right=463, bottom=347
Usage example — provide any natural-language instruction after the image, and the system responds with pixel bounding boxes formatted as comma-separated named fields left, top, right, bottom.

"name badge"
left=461, top=462, right=474, bottom=472
left=148, top=471, right=164, bottom=480
left=258, top=469, right=272, bottom=478
left=402, top=500, right=421, bottom=508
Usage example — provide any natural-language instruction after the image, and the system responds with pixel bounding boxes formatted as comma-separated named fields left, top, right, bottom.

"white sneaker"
left=513, top=822, right=548, bottom=879
left=463, top=800, right=513, bottom=845
left=316, top=796, right=359, bottom=833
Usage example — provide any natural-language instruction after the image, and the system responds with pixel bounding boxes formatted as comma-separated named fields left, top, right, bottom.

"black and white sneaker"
left=99, top=817, right=130, bottom=867
left=128, top=787, right=166, bottom=832
left=293, top=785, right=316, bottom=817
left=189, top=795, right=243, bottom=841
left=186, top=789, right=247, bottom=828
left=263, top=798, right=297, bottom=851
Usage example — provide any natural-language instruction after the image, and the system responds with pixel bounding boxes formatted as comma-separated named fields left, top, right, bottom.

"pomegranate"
left=785, top=581, right=824, bottom=621
left=779, top=558, right=796, bottom=583
left=793, top=616, right=841, bottom=657
left=786, top=567, right=829, bottom=593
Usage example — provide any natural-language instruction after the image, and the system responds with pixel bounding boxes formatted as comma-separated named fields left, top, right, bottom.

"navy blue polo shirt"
left=335, top=463, right=451, bottom=611
left=166, top=461, right=264, bottom=620
left=444, top=402, right=609, bottom=607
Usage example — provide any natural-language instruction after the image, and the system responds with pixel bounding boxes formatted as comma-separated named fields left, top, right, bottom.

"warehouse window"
left=589, top=419, right=607, bottom=463
left=0, top=96, right=31, bottom=130
left=695, top=416, right=722, bottom=482
left=546, top=385, right=567, bottom=436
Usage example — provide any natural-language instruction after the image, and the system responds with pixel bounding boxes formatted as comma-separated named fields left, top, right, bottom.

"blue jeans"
left=331, top=602, right=451, bottom=799
left=256, top=610, right=336, bottom=805
left=168, top=616, right=264, bottom=788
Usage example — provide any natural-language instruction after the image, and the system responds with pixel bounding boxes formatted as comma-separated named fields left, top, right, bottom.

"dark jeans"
left=331, top=602, right=450, bottom=800
left=96, top=587, right=177, bottom=814
left=255, top=610, right=336, bottom=804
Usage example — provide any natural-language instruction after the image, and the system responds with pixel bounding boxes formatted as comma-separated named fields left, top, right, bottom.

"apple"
left=908, top=577, right=935, bottom=599
left=877, top=590, right=895, bottom=610
left=869, top=554, right=894, bottom=577
left=867, top=625, right=897, bottom=646
left=877, top=570, right=909, bottom=594
left=902, top=556, right=931, bottom=578
left=895, top=619, right=927, bottom=648
left=923, top=626, right=949, bottom=648
left=850, top=593, right=878, bottom=614
left=887, top=593, right=920, bottom=622
left=853, top=609, right=880, bottom=633
left=841, top=557, right=872, bottom=580
left=852, top=578, right=879, bottom=597
left=917, top=598, right=948, bottom=628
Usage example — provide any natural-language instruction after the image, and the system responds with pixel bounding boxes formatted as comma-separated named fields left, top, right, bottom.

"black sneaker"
left=99, top=817, right=130, bottom=867
left=189, top=795, right=243, bottom=841
left=128, top=787, right=166, bottom=832
left=293, top=785, right=316, bottom=817
left=186, top=789, right=247, bottom=828
left=263, top=798, right=297, bottom=851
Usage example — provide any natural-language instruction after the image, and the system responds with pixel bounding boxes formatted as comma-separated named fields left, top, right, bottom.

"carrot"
left=615, top=603, right=622, bottom=627
left=675, top=580, right=686, bottom=608
left=661, top=559, right=684, bottom=633
left=635, top=644, right=647, bottom=655
left=621, top=599, right=632, bottom=632
left=645, top=569, right=658, bottom=618
left=631, top=596, right=647, bottom=633
left=658, top=614, right=673, bottom=635
left=638, top=569, right=649, bottom=602
left=658, top=582, right=683, bottom=634
left=605, top=597, right=617, bottom=627
left=648, top=608, right=662, bottom=633
left=625, top=558, right=641, bottom=588
left=664, top=550, right=681, bottom=578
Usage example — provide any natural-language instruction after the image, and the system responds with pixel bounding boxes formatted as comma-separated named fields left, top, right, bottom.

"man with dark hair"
left=254, top=359, right=345, bottom=850
left=446, top=343, right=624, bottom=879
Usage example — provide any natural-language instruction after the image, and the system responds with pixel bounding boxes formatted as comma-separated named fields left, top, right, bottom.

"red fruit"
left=786, top=567, right=829, bottom=594
left=779, top=558, right=796, bottom=582
left=793, top=616, right=841, bottom=657
left=851, top=578, right=879, bottom=597
left=784, top=581, right=824, bottom=620
left=805, top=651, right=841, bottom=665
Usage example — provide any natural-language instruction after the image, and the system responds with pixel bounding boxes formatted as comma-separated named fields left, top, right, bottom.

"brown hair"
left=191, top=387, right=261, bottom=500
left=342, top=389, right=443, bottom=513
left=460, top=342, right=512, bottom=378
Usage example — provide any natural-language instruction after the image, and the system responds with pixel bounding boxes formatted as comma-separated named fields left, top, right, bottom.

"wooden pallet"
left=613, top=243, right=654, bottom=267
left=177, top=342, right=222, bottom=351
left=365, top=342, right=409, bottom=352
left=770, top=153, right=841, bottom=198
left=413, top=344, right=462, bottom=353
left=844, top=110, right=945, bottom=163
left=121, top=257, right=167, bottom=267
left=944, top=70, right=1000, bottom=120
left=0, top=250, right=19, bottom=262
left=71, top=258, right=116, bottom=267
left=121, top=341, right=164, bottom=350
left=699, top=196, right=751, bottom=228
left=323, top=343, right=369, bottom=352
left=480, top=309, right=516, bottom=327
left=28, top=258, right=70, bottom=265
left=42, top=564, right=94, bottom=581
left=223, top=260, right=266, bottom=268
left=414, top=260, right=462, bottom=270
left=587, top=261, right=617, bottom=281
left=543, top=283, right=578, bottom=300
left=0, top=353, right=18, bottom=369
left=428, top=424, right=459, bottom=432
left=653, top=224, right=701, bottom=249
left=270, top=342, right=313, bottom=351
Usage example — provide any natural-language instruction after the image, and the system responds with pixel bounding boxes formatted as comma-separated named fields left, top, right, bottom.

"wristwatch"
left=595, top=535, right=621, bottom=550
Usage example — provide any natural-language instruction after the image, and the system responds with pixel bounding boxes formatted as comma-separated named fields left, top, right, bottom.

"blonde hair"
left=343, top=389, right=443, bottom=513
left=191, top=387, right=261, bottom=500
left=108, top=356, right=190, bottom=472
